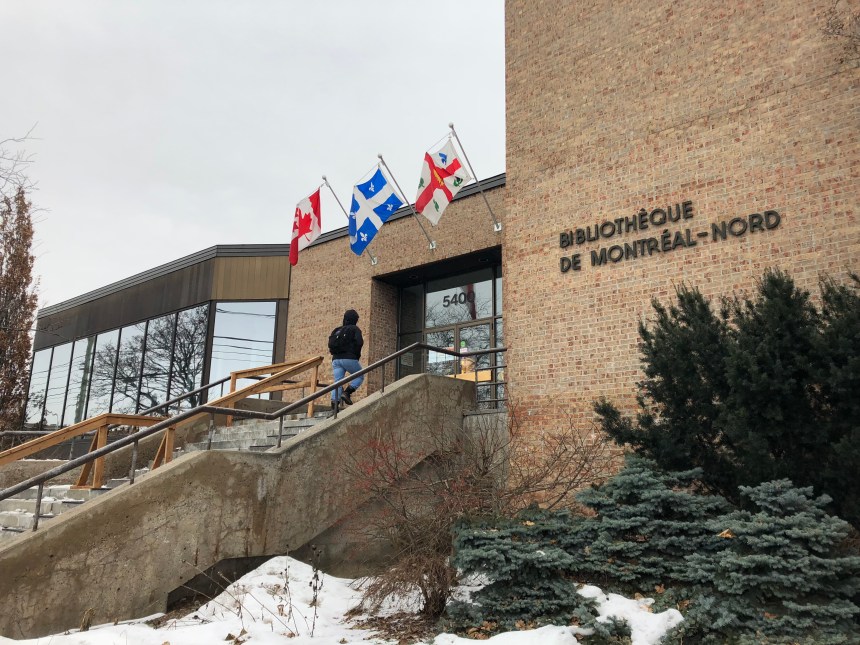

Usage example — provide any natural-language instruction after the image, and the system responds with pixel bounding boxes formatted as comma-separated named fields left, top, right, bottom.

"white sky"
left=0, top=1, right=505, bottom=309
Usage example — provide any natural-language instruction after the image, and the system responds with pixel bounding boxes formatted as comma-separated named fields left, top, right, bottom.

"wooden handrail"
left=0, top=356, right=324, bottom=472
left=0, top=414, right=168, bottom=468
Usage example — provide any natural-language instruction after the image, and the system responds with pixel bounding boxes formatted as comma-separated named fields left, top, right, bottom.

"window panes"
left=425, top=269, right=493, bottom=328
left=169, top=305, right=208, bottom=410
left=63, top=337, right=96, bottom=426
left=138, top=314, right=175, bottom=412
left=43, top=343, right=72, bottom=430
left=460, top=323, right=491, bottom=371
left=88, top=329, right=120, bottom=417
left=25, top=349, right=52, bottom=428
left=495, top=274, right=503, bottom=316
left=397, top=332, right=423, bottom=377
left=209, top=302, right=277, bottom=391
left=425, top=329, right=455, bottom=376
left=111, top=322, right=146, bottom=414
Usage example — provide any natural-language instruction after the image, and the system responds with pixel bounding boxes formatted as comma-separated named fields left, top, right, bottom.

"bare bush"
left=340, top=402, right=616, bottom=619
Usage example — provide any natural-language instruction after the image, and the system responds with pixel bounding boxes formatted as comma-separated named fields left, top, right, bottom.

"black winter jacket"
left=331, top=309, right=363, bottom=361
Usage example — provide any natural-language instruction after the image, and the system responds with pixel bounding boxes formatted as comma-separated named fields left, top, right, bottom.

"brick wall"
left=284, top=186, right=505, bottom=402
left=504, top=0, right=859, bottom=431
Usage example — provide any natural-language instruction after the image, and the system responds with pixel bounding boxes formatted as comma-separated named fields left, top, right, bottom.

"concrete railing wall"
left=0, top=374, right=473, bottom=639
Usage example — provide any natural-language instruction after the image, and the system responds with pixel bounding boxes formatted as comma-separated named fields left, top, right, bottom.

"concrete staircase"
left=0, top=411, right=329, bottom=540
left=0, top=479, right=134, bottom=540
left=181, top=411, right=328, bottom=453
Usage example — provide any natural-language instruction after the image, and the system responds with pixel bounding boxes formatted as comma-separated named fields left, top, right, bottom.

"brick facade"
left=504, top=0, right=859, bottom=430
left=284, top=186, right=505, bottom=400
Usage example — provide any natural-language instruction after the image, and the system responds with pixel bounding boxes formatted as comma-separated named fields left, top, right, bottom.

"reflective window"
left=111, top=322, right=146, bottom=414
left=25, top=349, right=52, bottom=428
left=169, top=305, right=209, bottom=410
left=425, top=329, right=455, bottom=376
left=88, top=329, right=120, bottom=417
left=43, top=342, right=73, bottom=430
left=64, top=337, right=96, bottom=426
left=138, top=314, right=175, bottom=412
left=425, top=269, right=493, bottom=328
left=460, top=323, right=491, bottom=371
left=209, top=302, right=277, bottom=392
left=397, top=332, right=423, bottom=378
left=495, top=274, right=503, bottom=316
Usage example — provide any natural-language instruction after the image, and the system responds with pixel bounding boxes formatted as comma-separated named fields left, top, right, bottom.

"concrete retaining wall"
left=0, top=374, right=473, bottom=639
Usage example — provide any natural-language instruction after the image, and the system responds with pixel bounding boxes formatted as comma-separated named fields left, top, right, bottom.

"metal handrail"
left=0, top=343, right=506, bottom=530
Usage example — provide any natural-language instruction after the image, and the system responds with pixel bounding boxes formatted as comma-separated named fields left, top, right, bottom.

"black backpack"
left=328, top=326, right=353, bottom=355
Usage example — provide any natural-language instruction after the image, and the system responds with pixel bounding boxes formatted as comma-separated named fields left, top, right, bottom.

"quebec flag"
left=348, top=167, right=404, bottom=256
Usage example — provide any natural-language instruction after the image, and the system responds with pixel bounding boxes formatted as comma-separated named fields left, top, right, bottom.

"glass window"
left=425, top=329, right=455, bottom=376
left=209, top=301, right=277, bottom=392
left=88, top=329, right=120, bottom=417
left=460, top=323, right=492, bottom=371
left=425, top=269, right=493, bottom=328
left=43, top=342, right=73, bottom=429
left=138, top=314, right=175, bottom=412
left=397, top=332, right=423, bottom=378
left=111, top=322, right=146, bottom=414
left=63, top=337, right=96, bottom=426
left=169, top=305, right=209, bottom=410
left=25, top=349, right=52, bottom=429
left=495, top=274, right=503, bottom=317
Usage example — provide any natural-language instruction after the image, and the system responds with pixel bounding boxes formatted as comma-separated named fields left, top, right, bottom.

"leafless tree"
left=0, top=128, right=36, bottom=199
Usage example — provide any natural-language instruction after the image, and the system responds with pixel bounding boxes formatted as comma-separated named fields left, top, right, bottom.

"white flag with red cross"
left=289, top=189, right=322, bottom=266
left=414, top=140, right=472, bottom=226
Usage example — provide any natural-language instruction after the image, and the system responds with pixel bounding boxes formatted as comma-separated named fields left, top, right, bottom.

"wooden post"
left=73, top=432, right=100, bottom=488
left=151, top=426, right=176, bottom=470
left=91, top=424, right=109, bottom=489
left=307, top=364, right=319, bottom=418
left=226, top=373, right=239, bottom=427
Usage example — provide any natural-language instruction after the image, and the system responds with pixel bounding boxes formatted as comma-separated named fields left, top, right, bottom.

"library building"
left=24, top=0, right=859, bottom=440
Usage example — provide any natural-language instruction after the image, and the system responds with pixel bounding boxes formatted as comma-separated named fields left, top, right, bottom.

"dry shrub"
left=340, top=401, right=616, bottom=618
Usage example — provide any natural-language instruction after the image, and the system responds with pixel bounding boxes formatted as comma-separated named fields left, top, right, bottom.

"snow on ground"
left=0, top=556, right=682, bottom=645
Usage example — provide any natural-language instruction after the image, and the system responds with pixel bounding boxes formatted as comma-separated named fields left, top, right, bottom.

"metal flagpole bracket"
left=377, top=154, right=437, bottom=252
left=449, top=123, right=502, bottom=233
left=323, top=175, right=379, bottom=266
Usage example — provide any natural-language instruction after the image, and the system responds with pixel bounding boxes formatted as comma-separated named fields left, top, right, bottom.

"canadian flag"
left=289, top=189, right=322, bottom=266
left=415, top=140, right=472, bottom=226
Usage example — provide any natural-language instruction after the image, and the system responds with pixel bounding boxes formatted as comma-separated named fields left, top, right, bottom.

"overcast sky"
left=0, top=1, right=505, bottom=309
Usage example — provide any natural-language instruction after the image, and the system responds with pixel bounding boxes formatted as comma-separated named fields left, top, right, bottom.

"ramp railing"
left=0, top=343, right=505, bottom=532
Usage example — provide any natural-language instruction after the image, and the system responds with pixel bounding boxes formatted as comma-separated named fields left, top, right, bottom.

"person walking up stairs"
left=328, top=309, right=364, bottom=412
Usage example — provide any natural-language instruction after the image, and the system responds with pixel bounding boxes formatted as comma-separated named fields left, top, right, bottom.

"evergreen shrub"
left=448, top=507, right=631, bottom=642
left=669, top=480, right=860, bottom=644
left=596, top=269, right=860, bottom=528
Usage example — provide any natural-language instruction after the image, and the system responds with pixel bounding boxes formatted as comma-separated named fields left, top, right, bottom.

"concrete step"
left=0, top=472, right=143, bottom=534
left=0, top=527, right=27, bottom=541
left=182, top=416, right=325, bottom=453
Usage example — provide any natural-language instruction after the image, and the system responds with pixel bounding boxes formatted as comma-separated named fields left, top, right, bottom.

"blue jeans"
left=332, top=358, right=364, bottom=401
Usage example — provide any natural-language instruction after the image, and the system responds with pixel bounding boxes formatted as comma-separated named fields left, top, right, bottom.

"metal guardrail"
left=0, top=342, right=506, bottom=532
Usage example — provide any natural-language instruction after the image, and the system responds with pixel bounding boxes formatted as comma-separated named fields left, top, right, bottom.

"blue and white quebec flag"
left=348, top=167, right=404, bottom=256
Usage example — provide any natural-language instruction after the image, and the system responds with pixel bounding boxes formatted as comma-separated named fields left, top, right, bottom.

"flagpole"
left=322, top=175, right=378, bottom=266
left=448, top=123, right=502, bottom=232
left=377, top=154, right=437, bottom=251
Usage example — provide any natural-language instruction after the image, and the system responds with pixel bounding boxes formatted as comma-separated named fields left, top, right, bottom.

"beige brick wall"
left=285, top=186, right=505, bottom=401
left=504, top=0, right=859, bottom=430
